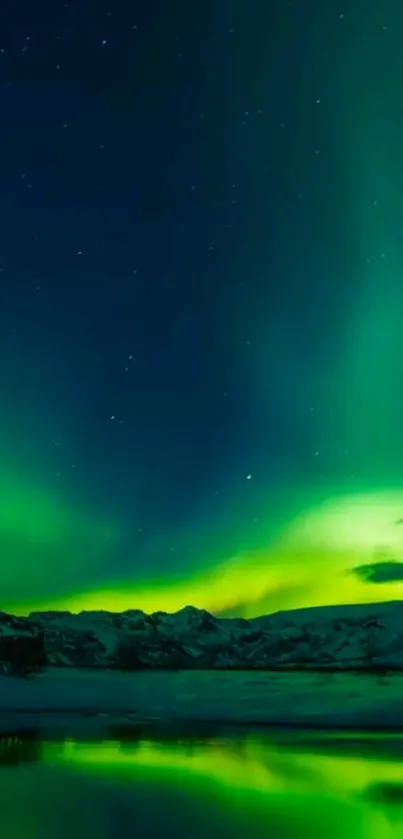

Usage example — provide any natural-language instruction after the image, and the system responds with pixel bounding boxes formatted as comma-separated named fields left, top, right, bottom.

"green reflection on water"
left=1, top=731, right=403, bottom=838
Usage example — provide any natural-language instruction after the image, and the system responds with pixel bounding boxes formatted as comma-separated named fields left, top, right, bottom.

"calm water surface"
left=1, top=728, right=403, bottom=838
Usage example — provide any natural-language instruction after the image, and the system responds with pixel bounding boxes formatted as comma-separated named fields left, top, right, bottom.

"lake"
left=1, top=726, right=403, bottom=838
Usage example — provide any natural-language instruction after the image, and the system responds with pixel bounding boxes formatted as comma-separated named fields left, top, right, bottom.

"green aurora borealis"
left=3, top=4, right=403, bottom=619
left=4, top=471, right=403, bottom=617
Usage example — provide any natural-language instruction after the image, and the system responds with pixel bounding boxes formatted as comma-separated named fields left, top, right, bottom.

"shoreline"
left=1, top=667, right=403, bottom=733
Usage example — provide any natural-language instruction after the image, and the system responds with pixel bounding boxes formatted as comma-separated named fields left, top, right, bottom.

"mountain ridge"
left=2, top=598, right=403, bottom=674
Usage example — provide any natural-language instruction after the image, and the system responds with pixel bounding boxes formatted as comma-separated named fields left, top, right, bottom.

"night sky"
left=2, top=0, right=403, bottom=617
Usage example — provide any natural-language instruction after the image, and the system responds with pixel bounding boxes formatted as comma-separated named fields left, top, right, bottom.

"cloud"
left=352, top=560, right=403, bottom=584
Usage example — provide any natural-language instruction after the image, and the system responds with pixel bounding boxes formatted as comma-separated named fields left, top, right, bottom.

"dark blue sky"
left=2, top=0, right=403, bottom=615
